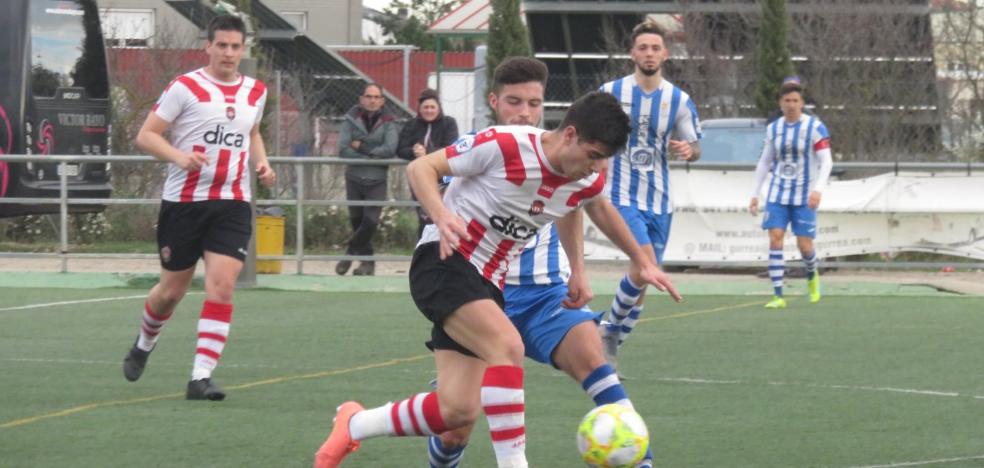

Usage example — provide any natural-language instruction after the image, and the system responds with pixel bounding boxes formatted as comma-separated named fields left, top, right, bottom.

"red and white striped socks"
left=136, top=302, right=171, bottom=352
left=482, top=365, right=528, bottom=468
left=349, top=391, right=448, bottom=440
left=191, top=301, right=232, bottom=381
left=345, top=367, right=527, bottom=467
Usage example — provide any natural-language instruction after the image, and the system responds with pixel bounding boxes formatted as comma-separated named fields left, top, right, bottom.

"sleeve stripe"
left=248, top=80, right=267, bottom=107
left=175, top=76, right=211, bottom=102
left=496, top=132, right=526, bottom=186
left=566, top=170, right=607, bottom=207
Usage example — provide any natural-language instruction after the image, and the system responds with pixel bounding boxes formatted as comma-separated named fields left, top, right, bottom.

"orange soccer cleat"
left=313, top=401, right=364, bottom=468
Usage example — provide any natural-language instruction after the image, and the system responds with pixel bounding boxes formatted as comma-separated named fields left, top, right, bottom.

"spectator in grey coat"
left=336, top=83, right=398, bottom=276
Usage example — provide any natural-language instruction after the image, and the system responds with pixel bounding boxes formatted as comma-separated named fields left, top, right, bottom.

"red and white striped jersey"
left=418, top=126, right=606, bottom=289
left=152, top=68, right=267, bottom=202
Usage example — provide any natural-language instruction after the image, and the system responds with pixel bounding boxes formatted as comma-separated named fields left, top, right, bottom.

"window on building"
left=100, top=8, right=154, bottom=48
left=281, top=11, right=308, bottom=31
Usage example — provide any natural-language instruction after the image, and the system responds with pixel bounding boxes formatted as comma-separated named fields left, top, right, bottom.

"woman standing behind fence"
left=749, top=83, right=833, bottom=309
left=397, top=89, right=459, bottom=238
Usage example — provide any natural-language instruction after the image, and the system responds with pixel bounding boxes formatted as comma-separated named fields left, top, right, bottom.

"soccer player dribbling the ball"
left=314, top=89, right=678, bottom=467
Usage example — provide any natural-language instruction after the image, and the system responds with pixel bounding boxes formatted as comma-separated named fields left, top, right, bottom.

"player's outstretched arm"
left=136, top=113, right=207, bottom=171
left=407, top=149, right=467, bottom=259
left=250, top=123, right=276, bottom=187
left=583, top=198, right=682, bottom=302
left=555, top=209, right=592, bottom=309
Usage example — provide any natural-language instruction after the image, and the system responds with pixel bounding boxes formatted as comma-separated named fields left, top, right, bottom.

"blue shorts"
left=503, top=282, right=601, bottom=367
left=762, top=202, right=817, bottom=238
left=616, top=206, right=672, bottom=264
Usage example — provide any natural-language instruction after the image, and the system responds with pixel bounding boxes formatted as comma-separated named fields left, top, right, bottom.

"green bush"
left=0, top=215, right=54, bottom=243
left=276, top=205, right=418, bottom=253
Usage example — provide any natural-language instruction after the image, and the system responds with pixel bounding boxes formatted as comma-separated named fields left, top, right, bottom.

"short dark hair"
left=630, top=21, right=666, bottom=47
left=779, top=84, right=804, bottom=99
left=558, top=92, right=630, bottom=156
left=207, top=15, right=247, bottom=42
left=491, top=57, right=548, bottom=94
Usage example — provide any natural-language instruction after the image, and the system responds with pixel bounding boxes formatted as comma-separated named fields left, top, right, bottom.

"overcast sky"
left=363, top=0, right=392, bottom=12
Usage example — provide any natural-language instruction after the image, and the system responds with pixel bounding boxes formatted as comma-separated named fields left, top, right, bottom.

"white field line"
left=0, top=357, right=286, bottom=369
left=0, top=292, right=203, bottom=312
left=848, top=454, right=984, bottom=467
left=4, top=357, right=980, bottom=401
left=654, top=376, right=984, bottom=400
left=0, top=295, right=147, bottom=312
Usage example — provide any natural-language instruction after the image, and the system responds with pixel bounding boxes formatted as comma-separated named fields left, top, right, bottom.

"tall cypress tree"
left=485, top=0, right=531, bottom=86
left=755, top=0, right=795, bottom=116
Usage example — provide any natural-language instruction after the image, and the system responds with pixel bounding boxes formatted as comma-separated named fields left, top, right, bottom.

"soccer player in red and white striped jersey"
left=121, top=15, right=276, bottom=401
left=314, top=90, right=677, bottom=468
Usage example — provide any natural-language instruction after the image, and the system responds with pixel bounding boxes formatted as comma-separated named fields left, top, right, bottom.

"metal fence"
left=2, top=154, right=984, bottom=275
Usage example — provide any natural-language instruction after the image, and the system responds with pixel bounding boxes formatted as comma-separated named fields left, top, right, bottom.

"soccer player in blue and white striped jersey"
left=598, top=21, right=702, bottom=370
left=750, top=83, right=833, bottom=309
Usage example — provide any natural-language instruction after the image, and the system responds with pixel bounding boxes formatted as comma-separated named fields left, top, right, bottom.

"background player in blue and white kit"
left=121, top=15, right=276, bottom=400
left=750, top=83, right=833, bottom=309
left=599, top=21, right=702, bottom=369
left=423, top=57, right=666, bottom=468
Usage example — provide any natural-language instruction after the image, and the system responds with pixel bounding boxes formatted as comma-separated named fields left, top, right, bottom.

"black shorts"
left=157, top=200, right=252, bottom=271
left=409, top=241, right=504, bottom=357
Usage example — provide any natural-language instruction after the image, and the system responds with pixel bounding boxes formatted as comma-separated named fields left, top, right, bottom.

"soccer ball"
left=576, top=404, right=649, bottom=467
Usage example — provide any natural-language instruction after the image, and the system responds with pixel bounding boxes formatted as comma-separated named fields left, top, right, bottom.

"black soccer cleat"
left=123, top=340, right=152, bottom=382
left=186, top=378, right=226, bottom=401
left=335, top=260, right=352, bottom=275
left=352, top=261, right=375, bottom=276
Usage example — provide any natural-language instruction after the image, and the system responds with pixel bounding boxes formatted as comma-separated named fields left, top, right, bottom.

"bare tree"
left=105, top=19, right=200, bottom=197
left=934, top=0, right=984, bottom=161
left=669, top=0, right=946, bottom=161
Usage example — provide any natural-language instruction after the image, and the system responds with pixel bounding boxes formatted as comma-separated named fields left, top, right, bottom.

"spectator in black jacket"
left=397, top=89, right=459, bottom=237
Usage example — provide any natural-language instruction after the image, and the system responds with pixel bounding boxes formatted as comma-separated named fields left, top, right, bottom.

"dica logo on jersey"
left=204, top=125, right=245, bottom=148
left=489, top=214, right=538, bottom=241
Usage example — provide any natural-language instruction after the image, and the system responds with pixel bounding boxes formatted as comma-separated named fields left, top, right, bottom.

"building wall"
left=100, top=0, right=199, bottom=48
left=266, top=0, right=362, bottom=45
left=100, top=0, right=362, bottom=47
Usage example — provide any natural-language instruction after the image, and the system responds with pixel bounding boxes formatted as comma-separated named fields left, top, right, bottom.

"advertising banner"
left=583, top=171, right=984, bottom=262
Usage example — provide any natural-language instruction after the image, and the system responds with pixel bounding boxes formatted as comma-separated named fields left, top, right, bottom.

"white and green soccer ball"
left=576, top=403, right=649, bottom=468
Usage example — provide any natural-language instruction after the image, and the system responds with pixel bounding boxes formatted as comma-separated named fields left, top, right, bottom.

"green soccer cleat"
left=808, top=275, right=821, bottom=303
left=764, top=296, right=787, bottom=309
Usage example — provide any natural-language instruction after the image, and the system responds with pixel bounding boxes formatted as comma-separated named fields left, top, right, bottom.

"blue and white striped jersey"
left=504, top=223, right=570, bottom=286
left=600, top=75, right=701, bottom=215
left=758, top=114, right=832, bottom=206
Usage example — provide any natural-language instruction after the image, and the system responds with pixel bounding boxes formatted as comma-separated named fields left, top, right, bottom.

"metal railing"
left=0, top=154, right=416, bottom=275
left=2, top=154, right=984, bottom=274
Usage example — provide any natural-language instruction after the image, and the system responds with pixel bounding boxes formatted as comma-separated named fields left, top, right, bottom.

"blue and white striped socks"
left=428, top=436, right=465, bottom=468
left=582, top=364, right=630, bottom=407
left=803, top=251, right=818, bottom=279
left=769, top=249, right=784, bottom=297
left=609, top=275, right=644, bottom=338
